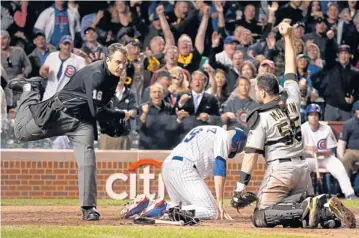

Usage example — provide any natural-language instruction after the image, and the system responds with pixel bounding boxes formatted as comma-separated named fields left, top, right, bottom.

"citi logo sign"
left=106, top=159, right=165, bottom=200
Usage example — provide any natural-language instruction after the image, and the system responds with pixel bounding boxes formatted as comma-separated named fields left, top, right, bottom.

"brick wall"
left=1, top=150, right=265, bottom=199
left=1, top=122, right=343, bottom=199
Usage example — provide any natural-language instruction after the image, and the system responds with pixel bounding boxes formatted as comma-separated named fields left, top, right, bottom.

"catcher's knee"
left=253, top=209, right=271, bottom=227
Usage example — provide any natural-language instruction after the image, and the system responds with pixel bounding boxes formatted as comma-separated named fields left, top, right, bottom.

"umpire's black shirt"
left=57, top=60, right=126, bottom=140
left=58, top=60, right=125, bottom=122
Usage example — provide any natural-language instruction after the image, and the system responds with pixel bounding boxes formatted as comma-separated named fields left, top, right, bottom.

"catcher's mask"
left=228, top=128, right=247, bottom=159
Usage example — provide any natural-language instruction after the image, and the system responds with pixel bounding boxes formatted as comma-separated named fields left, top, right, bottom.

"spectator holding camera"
left=312, top=29, right=359, bottom=121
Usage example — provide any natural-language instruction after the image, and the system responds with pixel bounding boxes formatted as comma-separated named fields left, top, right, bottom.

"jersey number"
left=183, top=128, right=217, bottom=143
left=277, top=116, right=302, bottom=145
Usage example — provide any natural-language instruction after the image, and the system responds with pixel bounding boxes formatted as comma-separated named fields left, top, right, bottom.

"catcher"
left=230, top=22, right=356, bottom=229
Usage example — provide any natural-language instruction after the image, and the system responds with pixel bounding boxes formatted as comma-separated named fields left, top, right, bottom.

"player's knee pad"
left=253, top=208, right=272, bottom=227
left=253, top=202, right=303, bottom=228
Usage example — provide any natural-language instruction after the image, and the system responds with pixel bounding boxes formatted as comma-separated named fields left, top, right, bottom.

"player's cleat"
left=120, top=194, right=150, bottom=219
left=142, top=198, right=167, bottom=218
left=8, top=77, right=43, bottom=91
left=320, top=219, right=341, bottom=229
left=345, top=194, right=359, bottom=200
left=320, top=220, right=335, bottom=229
left=328, top=197, right=356, bottom=228
left=82, top=207, right=100, bottom=221
left=307, top=194, right=327, bottom=228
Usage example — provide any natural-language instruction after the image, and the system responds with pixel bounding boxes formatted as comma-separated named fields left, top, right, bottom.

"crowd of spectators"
left=0, top=0, right=359, bottom=152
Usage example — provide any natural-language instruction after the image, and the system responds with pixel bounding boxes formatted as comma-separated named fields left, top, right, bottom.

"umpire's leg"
left=14, top=86, right=45, bottom=141
left=67, top=122, right=97, bottom=208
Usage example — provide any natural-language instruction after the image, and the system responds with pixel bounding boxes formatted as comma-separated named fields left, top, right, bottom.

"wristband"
left=239, top=171, right=251, bottom=186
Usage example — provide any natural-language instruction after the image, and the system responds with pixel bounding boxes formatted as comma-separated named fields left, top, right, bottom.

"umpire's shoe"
left=329, top=197, right=356, bottom=228
left=82, top=207, right=100, bottom=221
left=8, top=77, right=43, bottom=91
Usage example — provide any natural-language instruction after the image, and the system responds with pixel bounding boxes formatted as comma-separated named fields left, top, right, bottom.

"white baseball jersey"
left=167, top=125, right=231, bottom=179
left=42, top=52, right=86, bottom=101
left=301, top=122, right=337, bottom=159
left=301, top=121, right=355, bottom=196
left=245, top=75, right=303, bottom=162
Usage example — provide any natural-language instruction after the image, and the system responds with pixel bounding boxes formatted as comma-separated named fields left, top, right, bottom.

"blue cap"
left=228, top=128, right=247, bottom=159
left=306, top=103, right=321, bottom=116
left=60, top=35, right=73, bottom=44
left=353, top=100, right=359, bottom=111
left=224, top=36, right=240, bottom=45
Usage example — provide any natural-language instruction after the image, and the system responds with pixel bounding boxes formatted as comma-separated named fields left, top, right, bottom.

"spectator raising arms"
left=312, top=29, right=359, bottom=121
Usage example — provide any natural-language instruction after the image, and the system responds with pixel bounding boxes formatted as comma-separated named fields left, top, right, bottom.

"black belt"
left=269, top=156, right=303, bottom=164
left=172, top=156, right=197, bottom=169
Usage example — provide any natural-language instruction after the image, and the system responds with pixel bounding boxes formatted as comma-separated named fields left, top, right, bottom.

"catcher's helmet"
left=306, top=103, right=321, bottom=117
left=228, top=128, right=247, bottom=159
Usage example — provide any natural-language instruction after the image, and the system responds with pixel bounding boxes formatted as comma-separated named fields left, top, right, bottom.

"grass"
left=1, top=226, right=310, bottom=238
left=1, top=198, right=129, bottom=206
left=2, top=198, right=359, bottom=209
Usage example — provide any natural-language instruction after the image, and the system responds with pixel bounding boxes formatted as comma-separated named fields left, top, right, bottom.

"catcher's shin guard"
left=253, top=202, right=303, bottom=228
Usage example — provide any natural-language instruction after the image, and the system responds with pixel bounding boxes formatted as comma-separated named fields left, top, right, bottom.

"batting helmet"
left=306, top=104, right=321, bottom=116
left=228, top=128, right=247, bottom=159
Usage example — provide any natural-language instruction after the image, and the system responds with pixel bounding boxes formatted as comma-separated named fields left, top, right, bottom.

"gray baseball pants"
left=14, top=88, right=97, bottom=207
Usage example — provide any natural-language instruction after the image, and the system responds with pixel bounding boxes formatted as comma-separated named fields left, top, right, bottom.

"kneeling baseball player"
left=302, top=104, right=358, bottom=199
left=162, top=125, right=247, bottom=220
left=230, top=22, right=356, bottom=229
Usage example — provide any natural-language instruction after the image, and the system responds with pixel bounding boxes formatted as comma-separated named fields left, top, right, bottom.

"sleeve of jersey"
left=326, top=127, right=338, bottom=149
left=213, top=131, right=229, bottom=159
left=283, top=73, right=301, bottom=109
left=212, top=156, right=226, bottom=177
left=244, top=118, right=266, bottom=155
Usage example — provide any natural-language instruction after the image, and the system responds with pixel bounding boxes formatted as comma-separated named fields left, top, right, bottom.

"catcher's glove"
left=230, top=190, right=257, bottom=210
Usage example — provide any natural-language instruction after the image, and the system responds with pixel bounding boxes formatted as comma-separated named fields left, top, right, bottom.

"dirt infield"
left=2, top=205, right=359, bottom=237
